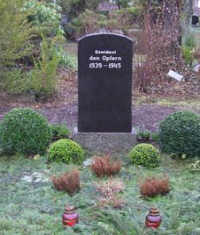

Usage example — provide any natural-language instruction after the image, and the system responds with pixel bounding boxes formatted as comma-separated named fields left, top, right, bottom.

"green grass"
left=1, top=154, right=200, bottom=234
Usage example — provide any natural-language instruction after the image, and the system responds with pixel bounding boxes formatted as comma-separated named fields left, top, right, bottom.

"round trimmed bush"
left=159, top=111, right=200, bottom=157
left=0, top=108, right=52, bottom=155
left=48, top=139, right=84, bottom=164
left=129, top=143, right=160, bottom=168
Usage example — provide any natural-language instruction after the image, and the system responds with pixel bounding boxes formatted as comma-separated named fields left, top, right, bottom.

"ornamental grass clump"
left=129, top=143, right=160, bottom=168
left=51, top=170, right=80, bottom=195
left=48, top=139, right=84, bottom=164
left=0, top=108, right=52, bottom=155
left=159, top=111, right=200, bottom=158
left=91, top=155, right=121, bottom=177
left=140, top=176, right=170, bottom=198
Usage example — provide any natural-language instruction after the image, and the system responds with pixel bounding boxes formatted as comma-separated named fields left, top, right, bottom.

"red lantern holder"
left=145, top=208, right=162, bottom=229
left=62, top=205, right=79, bottom=227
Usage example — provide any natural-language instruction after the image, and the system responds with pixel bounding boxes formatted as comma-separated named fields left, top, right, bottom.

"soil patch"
left=0, top=102, right=179, bottom=132
left=0, top=75, right=190, bottom=152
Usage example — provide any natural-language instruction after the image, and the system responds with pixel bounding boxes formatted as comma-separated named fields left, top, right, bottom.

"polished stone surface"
left=78, top=33, right=133, bottom=132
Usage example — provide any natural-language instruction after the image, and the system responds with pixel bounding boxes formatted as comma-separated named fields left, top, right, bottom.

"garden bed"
left=0, top=154, right=200, bottom=234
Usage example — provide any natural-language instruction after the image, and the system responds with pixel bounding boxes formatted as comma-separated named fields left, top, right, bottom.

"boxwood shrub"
left=50, top=123, right=70, bottom=141
left=159, top=111, right=200, bottom=157
left=129, top=143, right=160, bottom=168
left=0, top=108, right=52, bottom=155
left=48, top=139, right=84, bottom=164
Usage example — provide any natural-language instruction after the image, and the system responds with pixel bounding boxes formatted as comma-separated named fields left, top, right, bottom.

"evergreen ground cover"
left=1, top=153, right=200, bottom=234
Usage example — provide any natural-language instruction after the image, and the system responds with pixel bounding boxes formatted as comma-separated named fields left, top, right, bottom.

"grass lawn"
left=1, top=153, right=200, bottom=235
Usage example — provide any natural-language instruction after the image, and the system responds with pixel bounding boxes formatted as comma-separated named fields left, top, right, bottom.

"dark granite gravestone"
left=78, top=33, right=133, bottom=132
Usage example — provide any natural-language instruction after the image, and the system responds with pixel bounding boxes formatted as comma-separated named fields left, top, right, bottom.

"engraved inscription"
left=88, top=50, right=122, bottom=70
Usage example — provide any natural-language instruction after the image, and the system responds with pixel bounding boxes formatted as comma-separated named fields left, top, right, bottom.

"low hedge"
left=129, top=143, right=160, bottom=168
left=159, top=111, right=200, bottom=157
left=48, top=139, right=84, bottom=164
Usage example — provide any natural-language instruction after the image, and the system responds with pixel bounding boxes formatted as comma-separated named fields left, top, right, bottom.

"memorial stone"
left=78, top=33, right=133, bottom=132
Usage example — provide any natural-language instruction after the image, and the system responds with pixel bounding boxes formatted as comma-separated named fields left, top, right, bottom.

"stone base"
left=72, top=128, right=137, bottom=153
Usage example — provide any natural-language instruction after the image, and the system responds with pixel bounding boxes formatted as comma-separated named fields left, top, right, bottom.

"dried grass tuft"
left=51, top=169, right=80, bottom=195
left=91, top=155, right=121, bottom=177
left=140, top=176, right=170, bottom=197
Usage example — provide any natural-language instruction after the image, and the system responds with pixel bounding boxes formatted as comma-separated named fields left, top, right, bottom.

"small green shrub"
left=0, top=0, right=33, bottom=90
left=159, top=111, right=200, bottom=157
left=0, top=0, right=33, bottom=68
left=2, top=69, right=29, bottom=95
left=48, top=139, right=84, bottom=164
left=50, top=124, right=70, bottom=141
left=182, top=35, right=195, bottom=66
left=55, top=47, right=77, bottom=70
left=182, top=46, right=193, bottom=66
left=184, top=35, right=196, bottom=49
left=129, top=143, right=160, bottom=168
left=3, top=40, right=75, bottom=96
left=136, top=129, right=150, bottom=141
left=151, top=132, right=160, bottom=142
left=0, top=108, right=52, bottom=155
left=28, top=35, right=59, bottom=99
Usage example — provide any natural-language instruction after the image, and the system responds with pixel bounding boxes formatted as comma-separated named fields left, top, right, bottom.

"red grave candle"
left=62, top=206, right=79, bottom=227
left=145, top=208, right=162, bottom=229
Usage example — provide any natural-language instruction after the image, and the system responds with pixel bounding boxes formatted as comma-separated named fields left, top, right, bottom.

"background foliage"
left=23, top=0, right=64, bottom=36
left=0, top=0, right=33, bottom=77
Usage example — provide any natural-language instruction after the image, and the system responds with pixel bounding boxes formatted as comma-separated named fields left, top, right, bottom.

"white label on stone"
left=168, top=70, right=183, bottom=81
